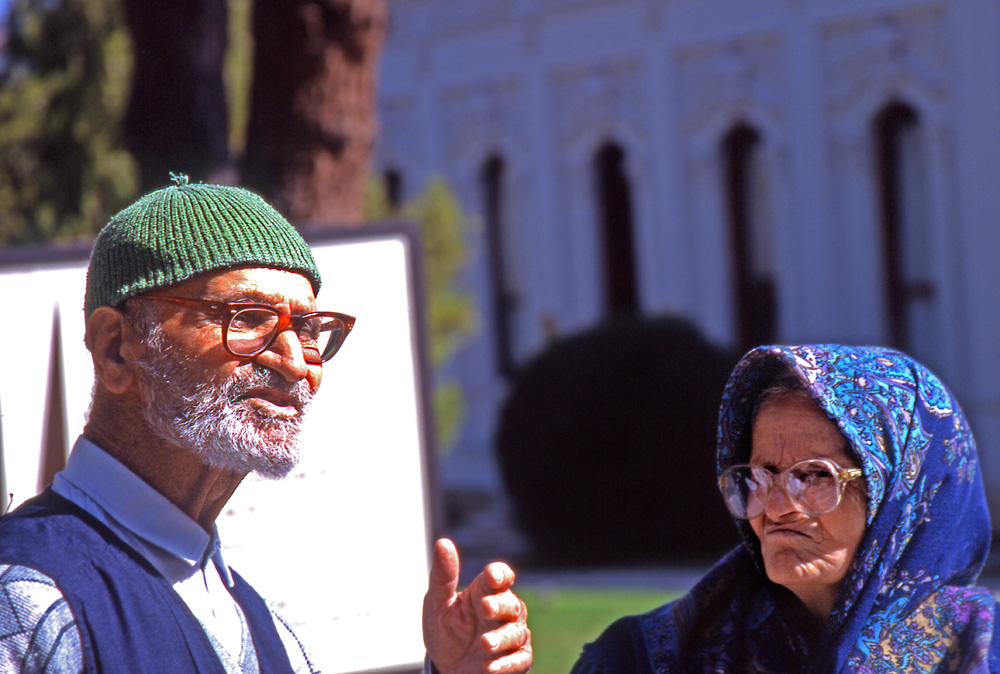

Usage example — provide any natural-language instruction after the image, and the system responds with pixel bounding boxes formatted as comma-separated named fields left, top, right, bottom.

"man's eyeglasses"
left=133, top=296, right=356, bottom=364
left=718, top=458, right=863, bottom=519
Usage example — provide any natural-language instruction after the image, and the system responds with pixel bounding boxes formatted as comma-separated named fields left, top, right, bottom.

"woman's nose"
left=763, top=481, right=802, bottom=519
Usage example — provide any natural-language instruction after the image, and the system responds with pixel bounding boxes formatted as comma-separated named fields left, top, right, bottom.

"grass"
left=516, top=585, right=680, bottom=674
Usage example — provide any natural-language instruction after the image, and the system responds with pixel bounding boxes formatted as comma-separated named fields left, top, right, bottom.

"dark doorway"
left=874, top=102, right=933, bottom=355
left=383, top=167, right=403, bottom=211
left=594, top=142, right=639, bottom=316
left=723, top=124, right=777, bottom=353
left=480, top=155, right=517, bottom=377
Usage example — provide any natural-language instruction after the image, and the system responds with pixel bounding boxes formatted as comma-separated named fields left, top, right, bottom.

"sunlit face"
left=132, top=267, right=324, bottom=478
left=748, top=394, right=867, bottom=618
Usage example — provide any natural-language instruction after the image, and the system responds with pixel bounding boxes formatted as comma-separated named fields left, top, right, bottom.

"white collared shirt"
left=52, top=436, right=247, bottom=659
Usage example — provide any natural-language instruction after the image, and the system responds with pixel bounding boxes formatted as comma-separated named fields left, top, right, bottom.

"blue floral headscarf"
left=625, top=345, right=996, bottom=673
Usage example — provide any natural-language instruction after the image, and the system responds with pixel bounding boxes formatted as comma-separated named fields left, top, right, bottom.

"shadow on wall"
left=496, top=315, right=741, bottom=567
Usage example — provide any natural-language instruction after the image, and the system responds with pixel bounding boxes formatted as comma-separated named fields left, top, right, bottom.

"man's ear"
left=85, top=307, right=142, bottom=395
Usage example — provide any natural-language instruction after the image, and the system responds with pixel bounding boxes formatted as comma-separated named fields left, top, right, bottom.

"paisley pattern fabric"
left=637, top=345, right=995, bottom=674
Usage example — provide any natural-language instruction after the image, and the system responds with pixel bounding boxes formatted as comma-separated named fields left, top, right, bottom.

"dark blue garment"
left=576, top=614, right=652, bottom=674
left=0, top=488, right=295, bottom=674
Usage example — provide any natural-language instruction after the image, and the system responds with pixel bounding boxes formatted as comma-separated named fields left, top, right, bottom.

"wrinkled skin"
left=424, top=539, right=532, bottom=674
left=749, top=395, right=867, bottom=619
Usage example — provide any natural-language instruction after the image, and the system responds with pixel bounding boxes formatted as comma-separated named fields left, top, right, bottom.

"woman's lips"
left=764, top=523, right=811, bottom=539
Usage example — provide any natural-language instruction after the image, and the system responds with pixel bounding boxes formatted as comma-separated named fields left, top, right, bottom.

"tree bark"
left=241, top=0, right=388, bottom=226
left=122, top=0, right=232, bottom=191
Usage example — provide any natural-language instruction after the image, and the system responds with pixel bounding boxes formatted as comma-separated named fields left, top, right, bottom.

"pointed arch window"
left=874, top=102, right=934, bottom=356
left=480, top=154, right=517, bottom=377
left=383, top=167, right=403, bottom=211
left=594, top=142, right=639, bottom=316
left=723, top=124, right=777, bottom=352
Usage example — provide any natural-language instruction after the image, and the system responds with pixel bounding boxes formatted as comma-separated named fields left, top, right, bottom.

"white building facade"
left=375, top=0, right=1000, bottom=527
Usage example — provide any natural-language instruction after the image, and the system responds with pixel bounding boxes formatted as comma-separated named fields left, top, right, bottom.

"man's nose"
left=255, top=329, right=310, bottom=382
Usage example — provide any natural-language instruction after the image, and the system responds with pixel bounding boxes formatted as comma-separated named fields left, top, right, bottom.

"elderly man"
left=0, top=178, right=532, bottom=674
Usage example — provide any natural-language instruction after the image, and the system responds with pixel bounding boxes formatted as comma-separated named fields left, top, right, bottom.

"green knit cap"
left=85, top=175, right=321, bottom=318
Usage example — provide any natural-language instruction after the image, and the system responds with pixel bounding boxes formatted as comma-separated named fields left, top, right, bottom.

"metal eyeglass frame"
left=718, top=457, right=863, bottom=519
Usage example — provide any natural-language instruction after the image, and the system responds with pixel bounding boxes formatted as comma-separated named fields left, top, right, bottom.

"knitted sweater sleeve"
left=0, top=565, right=83, bottom=674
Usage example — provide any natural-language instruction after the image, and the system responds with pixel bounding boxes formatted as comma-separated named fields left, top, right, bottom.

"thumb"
left=426, top=537, right=460, bottom=609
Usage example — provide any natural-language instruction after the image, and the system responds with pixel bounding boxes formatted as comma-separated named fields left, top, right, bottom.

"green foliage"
left=0, top=0, right=139, bottom=246
left=224, top=0, right=253, bottom=156
left=362, top=171, right=393, bottom=221
left=365, top=175, right=479, bottom=453
left=404, top=179, right=479, bottom=368
left=432, top=381, right=466, bottom=455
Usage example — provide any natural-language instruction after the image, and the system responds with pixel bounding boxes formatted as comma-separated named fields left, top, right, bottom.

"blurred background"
left=2, top=1, right=1000, bottom=672
left=373, top=0, right=1000, bottom=565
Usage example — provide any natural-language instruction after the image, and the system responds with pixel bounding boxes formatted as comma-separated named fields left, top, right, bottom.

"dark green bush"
left=496, top=315, right=741, bottom=566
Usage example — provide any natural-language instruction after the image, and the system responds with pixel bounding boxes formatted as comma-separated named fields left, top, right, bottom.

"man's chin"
left=244, top=436, right=301, bottom=480
left=195, top=429, right=302, bottom=479
left=250, top=453, right=299, bottom=480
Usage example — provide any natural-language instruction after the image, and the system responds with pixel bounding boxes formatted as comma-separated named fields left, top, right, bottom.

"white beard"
left=135, top=330, right=315, bottom=479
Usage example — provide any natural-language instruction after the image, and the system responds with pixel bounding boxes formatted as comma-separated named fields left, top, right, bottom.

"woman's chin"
left=763, top=550, right=849, bottom=616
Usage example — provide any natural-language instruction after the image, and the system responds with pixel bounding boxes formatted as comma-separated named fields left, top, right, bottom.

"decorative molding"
left=387, top=0, right=628, bottom=40
left=437, top=76, right=527, bottom=168
left=821, top=4, right=948, bottom=118
left=376, top=93, right=422, bottom=174
left=549, top=56, right=645, bottom=154
left=674, top=33, right=786, bottom=140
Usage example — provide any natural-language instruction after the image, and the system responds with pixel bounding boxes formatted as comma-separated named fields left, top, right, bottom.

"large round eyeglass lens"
left=787, top=461, right=840, bottom=515
left=721, top=478, right=747, bottom=519
left=721, top=466, right=769, bottom=519
left=228, top=308, right=279, bottom=355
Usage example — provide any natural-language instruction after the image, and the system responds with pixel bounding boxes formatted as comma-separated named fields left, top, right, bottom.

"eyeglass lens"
left=228, top=307, right=348, bottom=363
left=721, top=460, right=845, bottom=519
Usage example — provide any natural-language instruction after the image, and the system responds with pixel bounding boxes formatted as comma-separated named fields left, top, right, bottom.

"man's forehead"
left=175, top=267, right=318, bottom=306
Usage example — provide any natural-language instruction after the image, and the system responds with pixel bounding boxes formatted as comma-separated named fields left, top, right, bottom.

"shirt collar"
left=54, top=436, right=222, bottom=571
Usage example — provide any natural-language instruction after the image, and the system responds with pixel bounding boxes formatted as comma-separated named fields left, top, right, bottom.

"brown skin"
left=84, top=268, right=321, bottom=530
left=749, top=396, right=867, bottom=620
left=424, top=539, right=532, bottom=674
left=83, top=266, right=532, bottom=674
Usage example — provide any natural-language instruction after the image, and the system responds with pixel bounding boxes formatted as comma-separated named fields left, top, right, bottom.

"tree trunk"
left=241, top=0, right=388, bottom=226
left=122, top=0, right=232, bottom=191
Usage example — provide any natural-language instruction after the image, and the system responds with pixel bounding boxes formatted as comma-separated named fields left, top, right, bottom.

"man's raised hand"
left=422, top=538, right=532, bottom=674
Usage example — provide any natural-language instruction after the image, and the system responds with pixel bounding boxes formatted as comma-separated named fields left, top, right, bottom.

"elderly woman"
left=572, top=344, right=999, bottom=673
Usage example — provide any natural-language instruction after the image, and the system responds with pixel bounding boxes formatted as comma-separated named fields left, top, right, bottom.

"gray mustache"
left=230, top=365, right=315, bottom=411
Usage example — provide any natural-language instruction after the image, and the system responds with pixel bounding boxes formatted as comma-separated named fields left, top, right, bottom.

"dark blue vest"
left=0, top=489, right=296, bottom=674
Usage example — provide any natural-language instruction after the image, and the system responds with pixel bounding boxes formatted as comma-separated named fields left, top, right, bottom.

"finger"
left=480, top=590, right=527, bottom=622
left=460, top=566, right=508, bottom=622
left=425, top=538, right=460, bottom=610
left=485, top=644, right=533, bottom=674
left=464, top=561, right=515, bottom=615
left=481, top=621, right=530, bottom=655
left=484, top=562, right=515, bottom=591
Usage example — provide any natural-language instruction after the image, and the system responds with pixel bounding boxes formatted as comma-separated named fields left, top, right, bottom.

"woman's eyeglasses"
left=718, top=458, right=863, bottom=519
left=133, top=296, right=356, bottom=364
